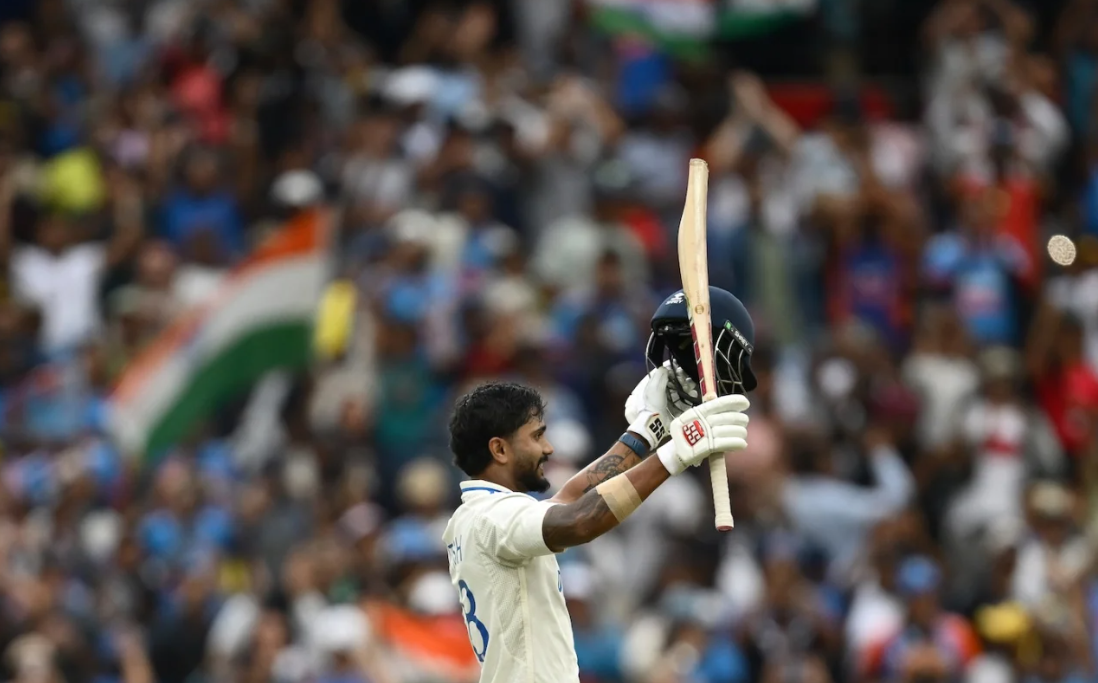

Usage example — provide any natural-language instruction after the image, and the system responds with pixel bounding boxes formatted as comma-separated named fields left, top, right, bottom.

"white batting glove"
left=625, top=366, right=673, bottom=450
left=657, top=394, right=750, bottom=476
left=625, top=363, right=703, bottom=445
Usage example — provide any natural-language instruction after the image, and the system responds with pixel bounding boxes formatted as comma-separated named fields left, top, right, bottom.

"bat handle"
left=708, top=454, right=735, bottom=531
left=700, top=387, right=734, bottom=531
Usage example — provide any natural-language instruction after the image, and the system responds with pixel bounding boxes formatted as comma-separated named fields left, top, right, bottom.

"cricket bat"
left=677, top=159, right=735, bottom=531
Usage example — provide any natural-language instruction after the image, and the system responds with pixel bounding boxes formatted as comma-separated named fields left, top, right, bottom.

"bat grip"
left=708, top=454, right=734, bottom=531
left=700, top=388, right=734, bottom=531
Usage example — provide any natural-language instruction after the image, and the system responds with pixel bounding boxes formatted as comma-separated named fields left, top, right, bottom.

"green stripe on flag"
left=589, top=7, right=712, bottom=61
left=144, top=322, right=312, bottom=458
left=718, top=10, right=803, bottom=40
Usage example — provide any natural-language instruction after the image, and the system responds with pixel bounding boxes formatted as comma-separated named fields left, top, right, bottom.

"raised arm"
left=542, top=455, right=669, bottom=552
left=551, top=440, right=645, bottom=504
left=550, top=366, right=678, bottom=505
left=541, top=395, right=749, bottom=552
left=782, top=429, right=914, bottom=527
left=105, top=170, right=145, bottom=267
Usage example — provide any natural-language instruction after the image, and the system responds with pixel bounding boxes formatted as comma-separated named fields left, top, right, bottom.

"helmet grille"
left=645, top=322, right=752, bottom=417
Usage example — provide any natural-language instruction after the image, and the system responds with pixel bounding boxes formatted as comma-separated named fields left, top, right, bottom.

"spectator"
left=6, top=167, right=142, bottom=355
left=532, top=162, right=650, bottom=298
left=967, top=601, right=1031, bottom=683
left=780, top=426, right=916, bottom=583
left=1011, top=482, right=1092, bottom=610
left=1032, top=314, right=1098, bottom=461
left=159, top=148, right=244, bottom=260
left=863, top=555, right=981, bottom=683
left=549, top=250, right=653, bottom=361
left=945, top=346, right=1064, bottom=549
left=923, top=187, right=1032, bottom=347
left=740, top=535, right=842, bottom=681
left=902, top=305, right=981, bottom=450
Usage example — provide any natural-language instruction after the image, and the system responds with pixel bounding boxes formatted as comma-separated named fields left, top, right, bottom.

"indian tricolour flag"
left=587, top=0, right=718, bottom=60
left=109, top=209, right=331, bottom=459
left=587, top=0, right=817, bottom=58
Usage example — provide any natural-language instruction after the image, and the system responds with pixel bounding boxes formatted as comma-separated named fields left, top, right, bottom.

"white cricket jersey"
left=442, top=480, right=579, bottom=683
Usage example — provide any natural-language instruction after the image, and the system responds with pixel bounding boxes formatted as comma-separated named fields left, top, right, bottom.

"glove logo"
left=682, top=420, right=705, bottom=447
left=648, top=415, right=666, bottom=444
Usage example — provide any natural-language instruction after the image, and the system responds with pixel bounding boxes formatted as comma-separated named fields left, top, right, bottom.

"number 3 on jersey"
left=458, top=580, right=489, bottom=661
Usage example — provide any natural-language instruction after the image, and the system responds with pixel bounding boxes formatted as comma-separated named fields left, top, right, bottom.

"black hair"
left=449, top=382, right=546, bottom=477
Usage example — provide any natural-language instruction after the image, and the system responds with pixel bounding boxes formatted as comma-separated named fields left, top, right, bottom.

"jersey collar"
left=459, top=480, right=513, bottom=497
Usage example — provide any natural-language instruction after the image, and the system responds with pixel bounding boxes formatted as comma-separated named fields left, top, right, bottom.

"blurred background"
left=0, top=0, right=1095, bottom=682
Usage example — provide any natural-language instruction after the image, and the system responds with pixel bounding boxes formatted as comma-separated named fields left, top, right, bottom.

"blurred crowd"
left=0, top=1, right=1096, bottom=683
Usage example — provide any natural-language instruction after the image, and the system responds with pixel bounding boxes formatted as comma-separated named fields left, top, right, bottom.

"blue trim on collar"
left=459, top=480, right=512, bottom=495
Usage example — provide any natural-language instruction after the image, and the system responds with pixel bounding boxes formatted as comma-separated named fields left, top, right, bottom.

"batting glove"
left=625, top=366, right=673, bottom=450
left=625, top=363, right=703, bottom=445
left=657, top=394, right=750, bottom=476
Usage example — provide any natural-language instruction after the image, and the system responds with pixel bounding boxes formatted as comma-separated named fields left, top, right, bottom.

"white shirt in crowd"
left=925, top=87, right=1068, bottom=180
left=947, top=401, right=1029, bottom=541
left=902, top=352, right=980, bottom=450
left=12, top=243, right=106, bottom=354
left=443, top=480, right=579, bottom=683
left=1011, top=534, right=1093, bottom=610
left=845, top=576, right=904, bottom=662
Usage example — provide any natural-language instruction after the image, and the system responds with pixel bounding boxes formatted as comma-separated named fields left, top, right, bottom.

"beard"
left=516, top=454, right=551, bottom=493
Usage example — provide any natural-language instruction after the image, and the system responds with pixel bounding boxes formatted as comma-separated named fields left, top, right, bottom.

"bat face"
left=690, top=320, right=713, bottom=399
left=677, top=163, right=716, bottom=401
left=677, top=158, right=734, bottom=531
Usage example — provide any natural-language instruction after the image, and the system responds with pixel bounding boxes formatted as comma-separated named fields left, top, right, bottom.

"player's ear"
left=487, top=436, right=509, bottom=465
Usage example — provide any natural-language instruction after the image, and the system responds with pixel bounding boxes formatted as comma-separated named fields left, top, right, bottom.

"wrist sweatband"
left=618, top=432, right=650, bottom=458
left=596, top=477, right=643, bottom=522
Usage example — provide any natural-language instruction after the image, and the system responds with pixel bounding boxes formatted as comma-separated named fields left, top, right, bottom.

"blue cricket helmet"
left=645, top=286, right=757, bottom=412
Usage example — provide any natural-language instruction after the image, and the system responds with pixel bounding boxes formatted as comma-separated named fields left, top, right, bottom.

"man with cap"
left=863, top=556, right=980, bottom=682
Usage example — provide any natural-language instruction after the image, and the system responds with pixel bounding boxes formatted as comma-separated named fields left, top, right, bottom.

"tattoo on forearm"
left=581, top=452, right=641, bottom=493
left=543, top=489, right=617, bottom=551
